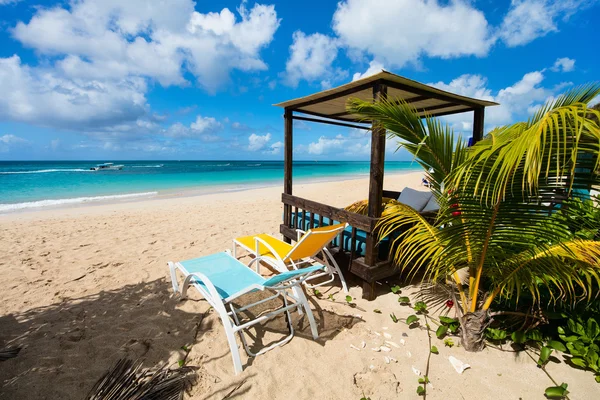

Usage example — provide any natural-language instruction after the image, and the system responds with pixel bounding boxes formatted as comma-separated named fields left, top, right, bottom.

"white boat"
left=90, top=163, right=124, bottom=171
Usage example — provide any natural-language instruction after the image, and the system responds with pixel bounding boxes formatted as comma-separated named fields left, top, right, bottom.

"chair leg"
left=291, top=286, right=305, bottom=315
left=294, top=286, right=319, bottom=340
left=218, top=312, right=243, bottom=374
left=167, top=262, right=179, bottom=294
left=322, top=248, right=349, bottom=293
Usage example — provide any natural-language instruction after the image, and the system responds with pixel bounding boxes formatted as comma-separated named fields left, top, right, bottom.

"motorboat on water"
left=90, top=163, right=124, bottom=171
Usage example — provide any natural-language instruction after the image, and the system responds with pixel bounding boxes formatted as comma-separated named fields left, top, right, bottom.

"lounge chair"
left=168, top=251, right=323, bottom=374
left=233, top=223, right=349, bottom=293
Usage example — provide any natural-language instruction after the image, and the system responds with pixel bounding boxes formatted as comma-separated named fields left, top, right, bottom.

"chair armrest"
left=295, top=228, right=306, bottom=241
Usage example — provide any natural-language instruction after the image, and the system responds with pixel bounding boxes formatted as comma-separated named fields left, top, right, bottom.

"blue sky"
left=0, top=0, right=598, bottom=161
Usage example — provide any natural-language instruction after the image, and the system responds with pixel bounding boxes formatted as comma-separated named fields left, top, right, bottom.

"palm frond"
left=346, top=97, right=466, bottom=195
left=483, top=240, right=600, bottom=308
left=85, top=359, right=195, bottom=400
left=344, top=197, right=397, bottom=215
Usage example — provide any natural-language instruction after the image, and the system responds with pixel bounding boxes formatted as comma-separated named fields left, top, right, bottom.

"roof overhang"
left=274, top=70, right=498, bottom=123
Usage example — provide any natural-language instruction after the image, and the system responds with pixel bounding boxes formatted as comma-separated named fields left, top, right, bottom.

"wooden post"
left=364, top=82, right=387, bottom=265
left=472, top=107, right=485, bottom=143
left=283, top=108, right=293, bottom=243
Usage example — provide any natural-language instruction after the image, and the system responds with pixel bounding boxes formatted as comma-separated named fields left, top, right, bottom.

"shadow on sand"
left=0, top=278, right=360, bottom=399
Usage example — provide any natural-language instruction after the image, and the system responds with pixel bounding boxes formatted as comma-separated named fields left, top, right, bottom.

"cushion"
left=421, top=195, right=440, bottom=213
left=397, top=187, right=432, bottom=212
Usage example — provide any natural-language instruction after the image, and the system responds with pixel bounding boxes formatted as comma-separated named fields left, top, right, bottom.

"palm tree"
left=347, top=85, right=600, bottom=351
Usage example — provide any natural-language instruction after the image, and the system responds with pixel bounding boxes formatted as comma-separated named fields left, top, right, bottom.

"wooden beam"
left=287, top=80, right=378, bottom=110
left=281, top=193, right=375, bottom=231
left=472, top=107, right=485, bottom=143
left=418, top=107, right=473, bottom=118
left=294, top=108, right=372, bottom=124
left=365, top=82, right=387, bottom=265
left=382, top=79, right=483, bottom=108
left=327, top=95, right=433, bottom=119
left=283, top=108, right=293, bottom=243
left=284, top=108, right=293, bottom=196
left=292, top=115, right=371, bottom=130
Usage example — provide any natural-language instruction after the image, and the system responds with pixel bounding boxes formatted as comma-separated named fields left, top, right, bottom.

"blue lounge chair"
left=168, top=251, right=323, bottom=374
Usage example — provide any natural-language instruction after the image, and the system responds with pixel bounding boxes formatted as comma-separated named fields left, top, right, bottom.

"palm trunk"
left=459, top=309, right=489, bottom=352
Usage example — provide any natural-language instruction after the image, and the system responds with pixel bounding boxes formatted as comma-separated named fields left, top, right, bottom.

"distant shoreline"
left=0, top=170, right=422, bottom=215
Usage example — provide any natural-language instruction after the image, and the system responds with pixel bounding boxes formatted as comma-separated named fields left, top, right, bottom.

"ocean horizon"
left=0, top=160, right=420, bottom=212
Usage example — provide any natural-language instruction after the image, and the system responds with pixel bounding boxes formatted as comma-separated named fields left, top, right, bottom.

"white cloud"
left=283, top=31, right=345, bottom=88
left=164, top=115, right=223, bottom=140
left=352, top=60, right=385, bottom=81
left=0, top=55, right=148, bottom=131
left=267, top=141, right=283, bottom=155
left=12, top=0, right=280, bottom=91
left=498, top=0, right=594, bottom=47
left=248, top=132, right=272, bottom=151
left=429, top=69, right=567, bottom=132
left=551, top=57, right=576, bottom=72
left=0, top=0, right=280, bottom=144
left=333, top=0, right=492, bottom=69
left=0, top=134, right=31, bottom=152
left=305, top=133, right=371, bottom=156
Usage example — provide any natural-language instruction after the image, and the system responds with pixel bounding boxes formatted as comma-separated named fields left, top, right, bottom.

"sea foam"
left=0, top=168, right=92, bottom=174
left=0, top=192, right=158, bottom=213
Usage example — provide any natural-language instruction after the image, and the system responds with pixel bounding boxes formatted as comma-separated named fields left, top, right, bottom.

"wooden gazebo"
left=274, top=71, right=498, bottom=299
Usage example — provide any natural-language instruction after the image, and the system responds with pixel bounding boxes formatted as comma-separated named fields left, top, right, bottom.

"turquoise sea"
left=0, top=160, right=419, bottom=212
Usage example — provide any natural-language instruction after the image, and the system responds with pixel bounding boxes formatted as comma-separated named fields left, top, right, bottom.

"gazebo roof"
left=274, top=70, right=498, bottom=122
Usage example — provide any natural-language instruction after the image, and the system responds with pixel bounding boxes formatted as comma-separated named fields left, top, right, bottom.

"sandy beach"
left=1, top=171, right=598, bottom=400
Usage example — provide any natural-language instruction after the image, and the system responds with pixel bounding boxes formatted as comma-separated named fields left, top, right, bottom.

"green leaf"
left=527, top=329, right=543, bottom=342
left=345, top=295, right=353, bottom=303
left=431, top=346, right=439, bottom=354
left=328, top=294, right=335, bottom=301
left=398, top=296, right=410, bottom=304
left=416, top=386, right=425, bottom=396
left=595, top=375, right=600, bottom=383
left=511, top=331, right=527, bottom=344
left=547, top=340, right=567, bottom=352
left=390, top=285, right=401, bottom=294
left=557, top=326, right=566, bottom=335
left=413, top=301, right=427, bottom=313
left=544, top=383, right=569, bottom=399
left=587, top=318, right=600, bottom=340
left=568, top=319, right=586, bottom=336
left=538, top=346, right=553, bottom=367
left=373, top=309, right=382, bottom=314
left=418, top=376, right=430, bottom=384
left=406, top=315, right=419, bottom=325
left=444, top=338, right=454, bottom=348
left=436, top=325, right=448, bottom=339
left=486, top=328, right=507, bottom=341
left=390, top=313, right=398, bottom=323
left=178, top=360, right=185, bottom=367
left=559, top=334, right=579, bottom=343
left=439, top=316, right=458, bottom=325
left=313, top=289, right=322, bottom=298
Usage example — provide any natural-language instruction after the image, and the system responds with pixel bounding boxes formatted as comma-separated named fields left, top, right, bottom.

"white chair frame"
left=232, top=226, right=349, bottom=293
left=168, top=253, right=320, bottom=374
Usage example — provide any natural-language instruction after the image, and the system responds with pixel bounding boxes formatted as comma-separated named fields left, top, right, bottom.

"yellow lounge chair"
left=233, top=223, right=349, bottom=293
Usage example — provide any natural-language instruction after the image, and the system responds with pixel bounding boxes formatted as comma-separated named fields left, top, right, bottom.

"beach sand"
left=1, top=171, right=598, bottom=399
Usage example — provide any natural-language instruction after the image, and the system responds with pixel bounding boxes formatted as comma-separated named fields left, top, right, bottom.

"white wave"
left=0, top=168, right=92, bottom=174
left=246, top=163, right=262, bottom=167
left=131, top=164, right=164, bottom=168
left=204, top=163, right=231, bottom=167
left=0, top=192, right=158, bottom=213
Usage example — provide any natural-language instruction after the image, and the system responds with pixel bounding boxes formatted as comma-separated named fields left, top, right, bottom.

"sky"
left=0, top=0, right=598, bottom=161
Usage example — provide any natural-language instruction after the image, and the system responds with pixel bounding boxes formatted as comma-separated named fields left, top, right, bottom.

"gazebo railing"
left=280, top=193, right=378, bottom=263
